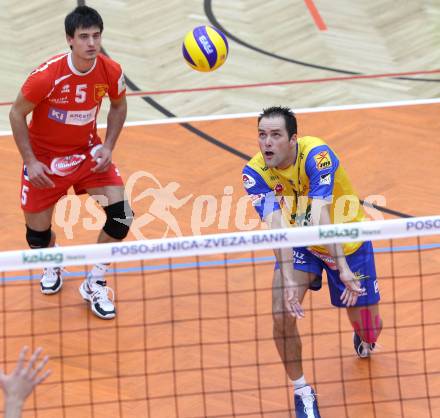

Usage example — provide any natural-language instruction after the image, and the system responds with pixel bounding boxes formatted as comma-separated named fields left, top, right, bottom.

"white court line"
left=2, top=96, right=440, bottom=136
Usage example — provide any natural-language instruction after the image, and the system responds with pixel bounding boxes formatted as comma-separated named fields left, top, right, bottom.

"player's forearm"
left=274, top=247, right=296, bottom=284
left=311, top=199, right=349, bottom=271
left=104, top=101, right=127, bottom=150
left=4, top=398, right=24, bottom=418
left=266, top=210, right=296, bottom=284
left=324, top=242, right=348, bottom=271
left=9, top=110, right=37, bottom=164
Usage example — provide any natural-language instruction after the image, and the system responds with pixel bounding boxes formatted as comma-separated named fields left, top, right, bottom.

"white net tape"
left=1, top=215, right=439, bottom=272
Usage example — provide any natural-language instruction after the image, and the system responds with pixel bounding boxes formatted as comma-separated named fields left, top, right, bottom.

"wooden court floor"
left=0, top=103, right=439, bottom=417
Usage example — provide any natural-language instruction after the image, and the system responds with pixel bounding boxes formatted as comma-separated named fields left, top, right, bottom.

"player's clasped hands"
left=26, top=160, right=55, bottom=188
left=339, top=268, right=365, bottom=307
left=91, top=145, right=112, bottom=173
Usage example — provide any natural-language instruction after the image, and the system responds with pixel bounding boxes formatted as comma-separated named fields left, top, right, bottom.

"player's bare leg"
left=272, top=268, right=310, bottom=379
left=272, top=268, right=321, bottom=417
left=78, top=185, right=133, bottom=319
left=24, top=206, right=63, bottom=294
left=346, top=304, right=382, bottom=358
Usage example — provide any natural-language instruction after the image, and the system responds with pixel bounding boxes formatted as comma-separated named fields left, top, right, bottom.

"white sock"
left=88, top=263, right=109, bottom=285
left=44, top=244, right=61, bottom=272
left=293, top=375, right=307, bottom=391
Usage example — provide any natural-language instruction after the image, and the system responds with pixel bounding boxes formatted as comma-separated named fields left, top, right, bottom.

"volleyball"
left=182, top=25, right=229, bottom=72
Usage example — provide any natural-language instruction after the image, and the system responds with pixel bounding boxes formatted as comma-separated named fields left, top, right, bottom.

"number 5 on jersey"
left=75, top=84, right=87, bottom=103
left=21, top=185, right=30, bottom=205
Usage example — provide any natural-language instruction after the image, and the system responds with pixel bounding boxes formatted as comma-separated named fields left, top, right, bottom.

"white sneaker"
left=294, top=385, right=321, bottom=418
left=79, top=279, right=116, bottom=319
left=353, top=332, right=376, bottom=358
left=40, top=267, right=63, bottom=294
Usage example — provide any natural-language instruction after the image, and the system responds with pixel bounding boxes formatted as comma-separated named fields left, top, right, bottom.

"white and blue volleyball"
left=182, top=26, right=229, bottom=72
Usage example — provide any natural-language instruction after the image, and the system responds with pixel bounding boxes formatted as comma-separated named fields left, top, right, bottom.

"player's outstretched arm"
left=9, top=92, right=36, bottom=165
left=310, top=198, right=364, bottom=306
left=92, top=95, right=127, bottom=173
left=0, top=346, right=51, bottom=418
left=106, top=95, right=127, bottom=149
left=265, top=210, right=305, bottom=318
left=9, top=93, right=54, bottom=188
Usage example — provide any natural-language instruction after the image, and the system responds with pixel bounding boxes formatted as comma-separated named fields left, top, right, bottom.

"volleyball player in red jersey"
left=9, top=6, right=133, bottom=319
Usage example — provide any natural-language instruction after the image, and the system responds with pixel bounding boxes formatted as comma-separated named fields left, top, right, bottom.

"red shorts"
left=20, top=150, right=124, bottom=213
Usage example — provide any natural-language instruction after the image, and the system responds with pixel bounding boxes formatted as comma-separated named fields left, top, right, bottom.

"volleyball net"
left=1, top=216, right=439, bottom=418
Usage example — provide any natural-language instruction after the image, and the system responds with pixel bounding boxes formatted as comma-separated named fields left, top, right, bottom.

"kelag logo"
left=22, top=251, right=64, bottom=264
left=319, top=227, right=359, bottom=239
left=406, top=219, right=440, bottom=230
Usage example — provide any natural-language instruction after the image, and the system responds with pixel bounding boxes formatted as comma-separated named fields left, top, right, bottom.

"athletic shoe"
left=294, top=385, right=321, bottom=418
left=40, top=267, right=63, bottom=294
left=79, top=279, right=116, bottom=319
left=353, top=332, right=376, bottom=358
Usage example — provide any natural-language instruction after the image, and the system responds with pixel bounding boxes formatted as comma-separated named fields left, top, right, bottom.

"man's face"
left=67, top=26, right=102, bottom=60
left=258, top=115, right=296, bottom=169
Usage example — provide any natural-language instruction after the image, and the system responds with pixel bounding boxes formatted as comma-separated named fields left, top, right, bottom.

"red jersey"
left=21, top=52, right=126, bottom=156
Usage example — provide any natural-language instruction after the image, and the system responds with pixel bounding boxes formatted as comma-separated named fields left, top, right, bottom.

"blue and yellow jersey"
left=242, top=136, right=365, bottom=255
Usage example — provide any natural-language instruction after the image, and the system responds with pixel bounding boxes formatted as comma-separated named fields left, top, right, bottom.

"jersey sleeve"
left=21, top=68, right=54, bottom=105
left=106, top=61, right=126, bottom=100
left=305, top=145, right=339, bottom=200
left=242, top=165, right=280, bottom=220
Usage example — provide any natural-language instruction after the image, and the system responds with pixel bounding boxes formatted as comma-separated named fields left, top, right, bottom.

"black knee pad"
left=103, top=201, right=134, bottom=240
left=26, top=225, right=52, bottom=249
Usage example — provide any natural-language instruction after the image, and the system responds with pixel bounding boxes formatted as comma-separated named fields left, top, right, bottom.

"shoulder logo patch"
left=319, top=173, right=331, bottom=185
left=94, top=84, right=109, bottom=102
left=242, top=174, right=256, bottom=189
left=314, top=151, right=332, bottom=171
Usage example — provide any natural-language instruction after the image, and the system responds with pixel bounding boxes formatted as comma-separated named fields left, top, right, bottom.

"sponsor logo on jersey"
left=309, top=248, right=337, bottom=269
left=94, top=83, right=109, bottom=102
left=353, top=272, right=370, bottom=296
left=293, top=250, right=306, bottom=264
left=48, top=106, right=97, bottom=126
left=48, top=108, right=68, bottom=123
left=242, top=174, right=256, bottom=189
left=50, top=154, right=86, bottom=176
left=250, top=193, right=264, bottom=206
left=61, top=84, right=70, bottom=94
left=118, top=73, right=126, bottom=96
left=314, top=151, right=332, bottom=171
left=374, top=280, right=379, bottom=293
left=354, top=272, right=370, bottom=281
left=275, top=183, right=283, bottom=193
left=49, top=96, right=69, bottom=105
left=319, top=173, right=331, bottom=185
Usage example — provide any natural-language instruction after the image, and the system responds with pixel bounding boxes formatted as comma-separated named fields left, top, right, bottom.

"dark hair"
left=258, top=106, right=297, bottom=139
left=65, top=6, right=104, bottom=37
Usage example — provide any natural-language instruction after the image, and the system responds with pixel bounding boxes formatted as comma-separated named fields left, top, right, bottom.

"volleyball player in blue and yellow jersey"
left=242, top=107, right=382, bottom=418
